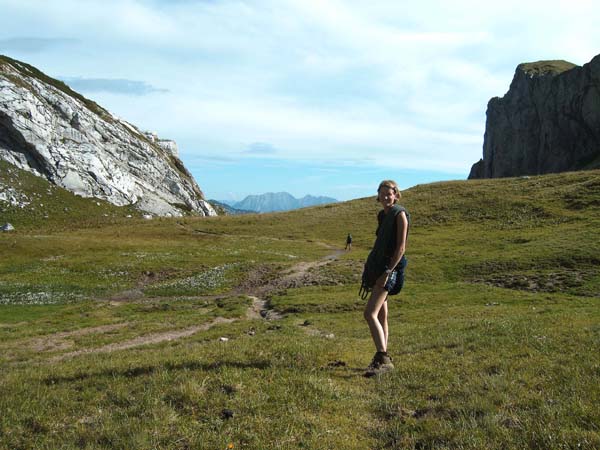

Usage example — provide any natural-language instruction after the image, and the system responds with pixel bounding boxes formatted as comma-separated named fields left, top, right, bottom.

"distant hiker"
left=359, top=180, right=409, bottom=377
left=345, top=233, right=353, bottom=251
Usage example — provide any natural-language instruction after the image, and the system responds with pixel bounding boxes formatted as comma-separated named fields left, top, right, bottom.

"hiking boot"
left=364, top=352, right=394, bottom=377
left=365, top=352, right=380, bottom=371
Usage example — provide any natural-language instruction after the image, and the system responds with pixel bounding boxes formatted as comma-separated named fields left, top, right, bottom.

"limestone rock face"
left=0, top=55, right=215, bottom=217
left=469, top=54, right=600, bottom=179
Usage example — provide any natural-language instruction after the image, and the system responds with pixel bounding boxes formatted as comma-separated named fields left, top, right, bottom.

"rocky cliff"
left=0, top=55, right=215, bottom=217
left=469, top=54, right=600, bottom=179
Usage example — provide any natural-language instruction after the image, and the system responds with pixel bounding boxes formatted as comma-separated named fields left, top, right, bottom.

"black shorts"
left=384, top=256, right=407, bottom=295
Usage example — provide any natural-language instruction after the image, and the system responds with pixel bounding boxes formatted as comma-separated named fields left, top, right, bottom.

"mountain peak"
left=469, top=53, right=600, bottom=179
left=516, top=59, right=577, bottom=77
left=233, top=192, right=337, bottom=213
left=0, top=55, right=215, bottom=217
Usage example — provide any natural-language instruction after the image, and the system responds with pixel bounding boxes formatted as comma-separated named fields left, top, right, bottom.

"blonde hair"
left=377, top=179, right=401, bottom=202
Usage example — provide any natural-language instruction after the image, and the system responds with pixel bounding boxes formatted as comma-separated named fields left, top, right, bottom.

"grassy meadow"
left=1, top=163, right=599, bottom=449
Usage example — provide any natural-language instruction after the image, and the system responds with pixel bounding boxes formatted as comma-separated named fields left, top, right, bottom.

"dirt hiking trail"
left=38, top=245, right=347, bottom=361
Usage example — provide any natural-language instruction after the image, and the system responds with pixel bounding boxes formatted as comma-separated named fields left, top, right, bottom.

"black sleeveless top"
left=376, top=206, right=409, bottom=260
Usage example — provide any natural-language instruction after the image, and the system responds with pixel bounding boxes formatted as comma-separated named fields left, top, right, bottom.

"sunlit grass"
left=0, top=166, right=599, bottom=448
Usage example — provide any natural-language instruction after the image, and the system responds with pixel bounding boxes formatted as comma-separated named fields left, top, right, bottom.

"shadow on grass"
left=43, top=359, right=271, bottom=385
left=329, top=370, right=371, bottom=380
left=320, top=361, right=370, bottom=379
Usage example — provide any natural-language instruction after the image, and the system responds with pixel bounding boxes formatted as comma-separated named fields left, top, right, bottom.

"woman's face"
left=378, top=186, right=397, bottom=208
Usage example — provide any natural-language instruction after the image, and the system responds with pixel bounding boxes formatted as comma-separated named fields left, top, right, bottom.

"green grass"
left=518, top=59, right=578, bottom=76
left=1, top=167, right=599, bottom=449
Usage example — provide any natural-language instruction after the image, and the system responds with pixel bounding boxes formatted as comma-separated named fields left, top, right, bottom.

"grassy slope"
left=518, top=59, right=578, bottom=76
left=0, top=166, right=599, bottom=449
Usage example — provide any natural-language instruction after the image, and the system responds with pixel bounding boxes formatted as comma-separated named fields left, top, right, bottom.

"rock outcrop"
left=469, top=54, right=600, bottom=179
left=0, top=55, right=215, bottom=217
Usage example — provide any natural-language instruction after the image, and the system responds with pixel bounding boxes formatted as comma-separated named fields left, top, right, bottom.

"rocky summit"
left=469, top=54, right=600, bottom=179
left=0, top=55, right=215, bottom=217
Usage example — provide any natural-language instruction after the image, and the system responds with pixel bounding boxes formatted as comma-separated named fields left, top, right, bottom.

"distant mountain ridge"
left=208, top=200, right=253, bottom=215
left=231, top=192, right=337, bottom=213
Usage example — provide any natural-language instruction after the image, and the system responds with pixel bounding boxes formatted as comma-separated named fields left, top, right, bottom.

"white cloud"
left=1, top=0, right=599, bottom=197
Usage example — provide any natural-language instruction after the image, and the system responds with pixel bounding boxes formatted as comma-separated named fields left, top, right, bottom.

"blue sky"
left=1, top=0, right=599, bottom=201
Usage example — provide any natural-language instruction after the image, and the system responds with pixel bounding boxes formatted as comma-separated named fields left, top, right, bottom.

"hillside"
left=207, top=199, right=254, bottom=216
left=1, top=170, right=599, bottom=448
left=0, top=55, right=215, bottom=217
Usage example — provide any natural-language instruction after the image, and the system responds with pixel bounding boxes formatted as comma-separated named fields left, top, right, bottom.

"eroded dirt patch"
left=38, top=247, right=345, bottom=361
left=472, top=268, right=597, bottom=295
left=29, top=323, right=129, bottom=352
left=236, top=250, right=347, bottom=296
left=50, top=317, right=235, bottom=362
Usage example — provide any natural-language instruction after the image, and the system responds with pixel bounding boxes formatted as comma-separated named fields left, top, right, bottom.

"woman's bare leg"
left=378, top=300, right=388, bottom=349
left=363, top=285, right=389, bottom=352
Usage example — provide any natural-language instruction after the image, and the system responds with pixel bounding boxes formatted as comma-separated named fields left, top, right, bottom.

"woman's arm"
left=388, top=211, right=408, bottom=270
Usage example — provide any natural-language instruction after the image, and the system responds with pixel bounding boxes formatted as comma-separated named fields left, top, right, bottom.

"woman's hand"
left=376, top=271, right=390, bottom=288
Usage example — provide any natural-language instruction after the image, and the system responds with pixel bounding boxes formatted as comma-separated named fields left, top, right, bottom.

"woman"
left=362, top=180, right=409, bottom=376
